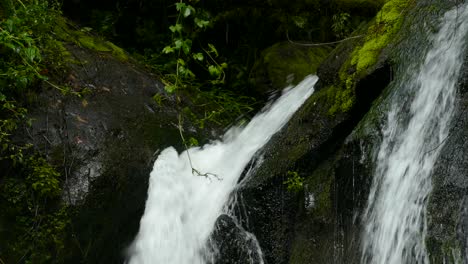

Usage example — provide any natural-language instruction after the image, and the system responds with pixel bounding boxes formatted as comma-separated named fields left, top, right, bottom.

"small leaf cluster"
left=0, top=0, right=61, bottom=92
left=161, top=0, right=227, bottom=92
left=283, top=170, right=304, bottom=193
left=183, top=88, right=256, bottom=128
left=332, top=12, right=352, bottom=39
left=0, top=155, right=69, bottom=263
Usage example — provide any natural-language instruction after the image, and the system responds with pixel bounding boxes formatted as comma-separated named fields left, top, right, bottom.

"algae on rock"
left=250, top=42, right=332, bottom=96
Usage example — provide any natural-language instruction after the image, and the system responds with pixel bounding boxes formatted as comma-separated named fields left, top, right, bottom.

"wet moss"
left=350, top=0, right=409, bottom=75
left=77, top=36, right=128, bottom=62
left=323, top=0, right=409, bottom=115
left=289, top=237, right=317, bottom=264
left=304, top=160, right=334, bottom=220
left=52, top=17, right=128, bottom=62
left=252, top=43, right=332, bottom=94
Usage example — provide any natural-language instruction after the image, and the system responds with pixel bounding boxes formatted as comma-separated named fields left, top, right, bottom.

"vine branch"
left=178, top=114, right=221, bottom=181
left=286, top=30, right=364, bottom=46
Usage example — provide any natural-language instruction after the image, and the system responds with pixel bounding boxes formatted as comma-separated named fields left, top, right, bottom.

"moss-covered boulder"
left=250, top=43, right=332, bottom=97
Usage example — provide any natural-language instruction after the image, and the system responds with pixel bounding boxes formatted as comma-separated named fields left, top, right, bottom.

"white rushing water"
left=128, top=75, right=317, bottom=264
left=362, top=4, right=468, bottom=264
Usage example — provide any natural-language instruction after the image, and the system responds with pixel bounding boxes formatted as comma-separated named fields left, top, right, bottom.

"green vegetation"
left=0, top=0, right=419, bottom=262
left=252, top=43, right=332, bottom=92
left=350, top=0, right=409, bottom=74
left=0, top=1, right=72, bottom=263
left=284, top=170, right=304, bottom=193
left=326, top=0, right=410, bottom=115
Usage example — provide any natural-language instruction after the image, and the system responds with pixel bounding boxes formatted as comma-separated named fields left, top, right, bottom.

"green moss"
left=52, top=17, right=128, bottom=62
left=351, top=0, right=408, bottom=75
left=76, top=36, right=128, bottom=62
left=289, top=237, right=317, bottom=264
left=304, top=160, right=334, bottom=219
left=325, top=83, right=355, bottom=115
left=254, top=42, right=332, bottom=91
left=322, top=0, right=409, bottom=115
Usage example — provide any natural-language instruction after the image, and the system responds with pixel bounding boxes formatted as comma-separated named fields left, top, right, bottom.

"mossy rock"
left=53, top=17, right=128, bottom=62
left=251, top=42, right=332, bottom=96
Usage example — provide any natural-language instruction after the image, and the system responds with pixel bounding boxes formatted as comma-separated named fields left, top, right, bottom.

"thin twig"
left=177, top=114, right=222, bottom=181
left=286, top=30, right=364, bottom=46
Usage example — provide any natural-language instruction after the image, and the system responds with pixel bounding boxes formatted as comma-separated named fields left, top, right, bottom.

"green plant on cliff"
left=327, top=0, right=409, bottom=115
left=284, top=171, right=304, bottom=193
left=161, top=0, right=226, bottom=92
left=158, top=0, right=256, bottom=128
left=332, top=12, right=352, bottom=38
left=0, top=1, right=71, bottom=262
left=0, top=157, right=69, bottom=263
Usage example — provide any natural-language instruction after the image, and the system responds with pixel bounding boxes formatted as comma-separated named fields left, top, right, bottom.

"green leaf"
left=193, top=52, right=204, bottom=61
left=177, top=58, right=186, bottom=66
left=187, top=137, right=198, bottom=147
left=165, top=84, right=177, bottom=93
left=220, top=62, right=228, bottom=69
left=182, top=39, right=192, bottom=55
left=24, top=47, right=40, bottom=62
left=5, top=19, right=14, bottom=32
left=207, top=43, right=218, bottom=56
left=208, top=65, right=221, bottom=77
left=175, top=2, right=186, bottom=11
left=174, top=39, right=184, bottom=49
left=194, top=18, right=210, bottom=28
left=162, top=46, right=175, bottom=53
left=183, top=6, right=192, bottom=17
left=4, top=42, right=17, bottom=52
left=169, top=23, right=183, bottom=33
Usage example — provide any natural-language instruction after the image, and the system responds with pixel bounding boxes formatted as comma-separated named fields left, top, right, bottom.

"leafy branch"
left=161, top=0, right=227, bottom=92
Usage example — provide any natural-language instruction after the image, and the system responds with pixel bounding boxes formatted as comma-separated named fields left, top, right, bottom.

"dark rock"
left=210, top=214, right=263, bottom=264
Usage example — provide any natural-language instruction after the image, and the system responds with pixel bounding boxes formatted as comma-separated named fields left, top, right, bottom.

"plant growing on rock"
left=161, top=0, right=226, bottom=92
left=284, top=170, right=304, bottom=193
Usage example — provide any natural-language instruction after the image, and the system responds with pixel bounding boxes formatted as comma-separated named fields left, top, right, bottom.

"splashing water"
left=362, top=4, right=468, bottom=264
left=128, top=75, right=317, bottom=264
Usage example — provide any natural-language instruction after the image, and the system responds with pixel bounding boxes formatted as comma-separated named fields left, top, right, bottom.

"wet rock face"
left=210, top=214, right=264, bottom=264
left=427, top=67, right=468, bottom=262
left=235, top=38, right=392, bottom=263
left=28, top=44, right=178, bottom=204
left=23, top=44, right=185, bottom=263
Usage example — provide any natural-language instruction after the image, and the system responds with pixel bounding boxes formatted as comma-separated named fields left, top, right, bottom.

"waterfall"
left=362, top=3, right=468, bottom=264
left=127, top=75, right=317, bottom=264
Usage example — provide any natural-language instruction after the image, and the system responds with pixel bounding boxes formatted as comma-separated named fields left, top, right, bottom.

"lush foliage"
left=0, top=1, right=71, bottom=263
left=154, top=0, right=257, bottom=128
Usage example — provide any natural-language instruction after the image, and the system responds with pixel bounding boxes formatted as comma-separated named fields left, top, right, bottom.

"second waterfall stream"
left=362, top=3, right=468, bottom=264
left=127, top=76, right=317, bottom=264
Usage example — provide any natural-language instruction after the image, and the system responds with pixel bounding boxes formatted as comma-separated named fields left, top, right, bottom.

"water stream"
left=362, top=4, right=468, bottom=264
left=128, top=75, right=317, bottom=264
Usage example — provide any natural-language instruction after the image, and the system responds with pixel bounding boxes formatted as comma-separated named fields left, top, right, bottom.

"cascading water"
left=128, top=75, right=317, bottom=264
left=362, top=3, right=468, bottom=264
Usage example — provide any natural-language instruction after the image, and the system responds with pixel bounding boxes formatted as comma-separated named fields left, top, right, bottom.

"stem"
left=177, top=114, right=221, bottom=180
left=286, top=30, right=364, bottom=46
left=15, top=0, right=26, bottom=9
